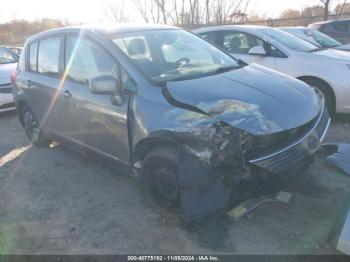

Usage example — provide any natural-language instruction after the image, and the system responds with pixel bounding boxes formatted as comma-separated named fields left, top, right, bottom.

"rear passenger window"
left=65, top=36, right=118, bottom=84
left=29, top=42, right=38, bottom=71
left=38, top=37, right=60, bottom=74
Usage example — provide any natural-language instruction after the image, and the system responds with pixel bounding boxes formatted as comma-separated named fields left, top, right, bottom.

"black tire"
left=301, top=78, right=335, bottom=115
left=142, top=145, right=180, bottom=208
left=20, top=105, right=50, bottom=147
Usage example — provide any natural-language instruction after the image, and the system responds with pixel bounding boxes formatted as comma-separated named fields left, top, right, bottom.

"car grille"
left=249, top=104, right=330, bottom=173
left=0, top=102, right=15, bottom=110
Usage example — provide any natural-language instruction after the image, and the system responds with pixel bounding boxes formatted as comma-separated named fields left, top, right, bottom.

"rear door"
left=217, top=30, right=277, bottom=69
left=62, top=34, right=131, bottom=163
left=18, top=36, right=70, bottom=134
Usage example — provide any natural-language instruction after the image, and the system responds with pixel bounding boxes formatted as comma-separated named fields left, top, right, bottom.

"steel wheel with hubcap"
left=143, top=146, right=180, bottom=208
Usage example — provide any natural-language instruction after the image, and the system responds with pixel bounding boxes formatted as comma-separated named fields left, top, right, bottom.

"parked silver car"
left=281, top=27, right=350, bottom=52
left=0, top=47, right=18, bottom=113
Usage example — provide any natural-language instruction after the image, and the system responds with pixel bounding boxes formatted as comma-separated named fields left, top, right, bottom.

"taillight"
left=11, top=70, right=17, bottom=83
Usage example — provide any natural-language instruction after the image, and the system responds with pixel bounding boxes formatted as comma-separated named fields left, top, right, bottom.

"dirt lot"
left=1, top=111, right=350, bottom=255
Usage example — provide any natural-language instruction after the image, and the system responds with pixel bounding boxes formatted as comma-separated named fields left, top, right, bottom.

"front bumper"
left=0, top=85, right=15, bottom=112
left=249, top=103, right=331, bottom=173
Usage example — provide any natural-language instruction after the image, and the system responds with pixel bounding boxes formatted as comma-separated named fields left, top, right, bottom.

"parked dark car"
left=12, top=25, right=330, bottom=221
left=309, top=19, right=350, bottom=44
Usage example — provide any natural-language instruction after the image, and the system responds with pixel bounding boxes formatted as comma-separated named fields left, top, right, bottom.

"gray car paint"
left=13, top=25, right=328, bottom=222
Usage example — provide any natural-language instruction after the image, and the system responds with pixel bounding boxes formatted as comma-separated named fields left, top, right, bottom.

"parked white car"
left=281, top=27, right=350, bottom=52
left=0, top=47, right=17, bottom=113
left=194, top=25, right=350, bottom=114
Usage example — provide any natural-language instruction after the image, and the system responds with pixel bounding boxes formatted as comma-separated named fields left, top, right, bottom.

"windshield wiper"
left=214, top=65, right=239, bottom=74
left=157, top=65, right=240, bottom=84
left=308, top=47, right=326, bottom=53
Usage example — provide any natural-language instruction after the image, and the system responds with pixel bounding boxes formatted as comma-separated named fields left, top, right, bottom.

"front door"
left=62, top=35, right=131, bottom=163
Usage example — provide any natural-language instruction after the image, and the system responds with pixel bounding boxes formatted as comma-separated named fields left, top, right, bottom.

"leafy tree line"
left=0, top=18, right=70, bottom=45
left=250, top=1, right=350, bottom=26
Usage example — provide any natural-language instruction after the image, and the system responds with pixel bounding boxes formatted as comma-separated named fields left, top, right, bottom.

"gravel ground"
left=0, top=111, right=350, bottom=255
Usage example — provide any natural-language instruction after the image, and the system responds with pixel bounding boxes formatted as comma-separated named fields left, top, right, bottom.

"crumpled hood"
left=165, top=64, right=321, bottom=135
left=0, top=63, right=17, bottom=86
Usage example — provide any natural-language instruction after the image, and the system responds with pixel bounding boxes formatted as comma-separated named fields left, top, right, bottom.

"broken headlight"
left=208, top=122, right=245, bottom=169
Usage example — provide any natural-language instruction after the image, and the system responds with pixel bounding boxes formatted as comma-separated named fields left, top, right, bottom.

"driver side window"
left=221, top=31, right=286, bottom=58
left=65, top=36, right=119, bottom=84
left=222, top=31, right=263, bottom=54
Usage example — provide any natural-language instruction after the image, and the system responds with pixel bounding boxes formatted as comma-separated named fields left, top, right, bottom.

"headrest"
left=230, top=37, right=241, bottom=50
left=128, top=38, right=146, bottom=56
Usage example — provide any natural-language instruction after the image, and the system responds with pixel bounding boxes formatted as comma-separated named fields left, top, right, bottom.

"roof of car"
left=310, top=19, right=350, bottom=26
left=193, top=24, right=269, bottom=33
left=26, top=23, right=180, bottom=42
left=280, top=27, right=307, bottom=30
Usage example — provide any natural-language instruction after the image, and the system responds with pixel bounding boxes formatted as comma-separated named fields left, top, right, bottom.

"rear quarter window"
left=29, top=42, right=38, bottom=71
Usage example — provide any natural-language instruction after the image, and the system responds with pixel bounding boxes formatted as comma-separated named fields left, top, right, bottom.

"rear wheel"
left=300, top=78, right=335, bottom=115
left=20, top=105, right=49, bottom=147
left=142, top=145, right=180, bottom=208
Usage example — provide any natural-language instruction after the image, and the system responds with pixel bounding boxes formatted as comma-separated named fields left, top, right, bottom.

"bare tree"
left=336, top=0, right=348, bottom=18
left=319, top=0, right=332, bottom=20
left=154, top=0, right=168, bottom=24
left=211, top=0, right=249, bottom=24
left=133, top=0, right=161, bottom=23
left=104, top=0, right=130, bottom=23
left=132, top=0, right=250, bottom=26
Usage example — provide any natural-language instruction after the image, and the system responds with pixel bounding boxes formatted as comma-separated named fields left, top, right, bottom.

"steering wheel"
left=175, top=57, right=191, bottom=68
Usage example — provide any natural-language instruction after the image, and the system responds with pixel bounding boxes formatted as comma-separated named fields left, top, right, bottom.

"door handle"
left=63, top=90, right=72, bottom=98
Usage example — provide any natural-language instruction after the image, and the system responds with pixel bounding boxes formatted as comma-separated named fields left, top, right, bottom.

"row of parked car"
left=0, top=46, right=21, bottom=112
left=7, top=21, right=344, bottom=215
left=194, top=25, right=350, bottom=115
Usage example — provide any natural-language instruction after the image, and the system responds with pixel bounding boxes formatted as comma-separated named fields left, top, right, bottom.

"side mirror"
left=89, top=75, right=119, bottom=95
left=248, top=46, right=267, bottom=56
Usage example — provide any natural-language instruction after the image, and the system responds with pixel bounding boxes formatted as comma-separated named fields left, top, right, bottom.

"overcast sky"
left=0, top=0, right=346, bottom=24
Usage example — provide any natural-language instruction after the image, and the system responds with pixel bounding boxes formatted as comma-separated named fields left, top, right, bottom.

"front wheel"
left=21, top=105, right=49, bottom=147
left=142, top=146, right=180, bottom=208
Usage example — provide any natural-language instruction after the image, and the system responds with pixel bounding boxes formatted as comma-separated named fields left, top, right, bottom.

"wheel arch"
left=16, top=99, right=28, bottom=127
left=132, top=136, right=181, bottom=164
left=297, top=75, right=336, bottom=112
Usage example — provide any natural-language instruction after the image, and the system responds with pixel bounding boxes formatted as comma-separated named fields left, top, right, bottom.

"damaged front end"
left=163, top=96, right=330, bottom=223
left=175, top=121, right=251, bottom=223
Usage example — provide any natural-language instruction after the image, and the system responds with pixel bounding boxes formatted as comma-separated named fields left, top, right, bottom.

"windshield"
left=260, top=28, right=319, bottom=52
left=304, top=29, right=341, bottom=48
left=110, top=29, right=240, bottom=84
left=0, top=48, right=18, bottom=64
